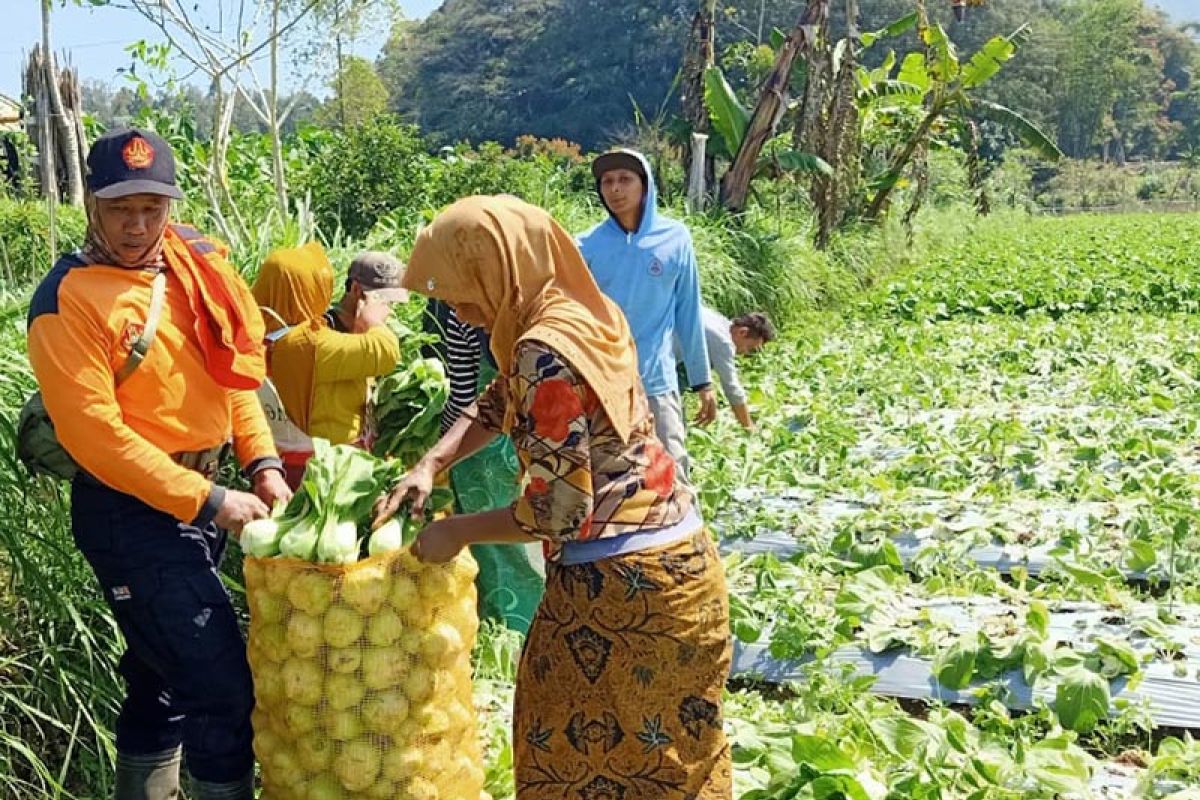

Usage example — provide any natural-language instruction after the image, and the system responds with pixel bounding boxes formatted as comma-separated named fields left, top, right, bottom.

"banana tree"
left=712, top=0, right=830, bottom=213
left=705, top=66, right=833, bottom=187
left=700, top=1, right=915, bottom=220
left=798, top=6, right=925, bottom=248
left=863, top=21, right=1062, bottom=220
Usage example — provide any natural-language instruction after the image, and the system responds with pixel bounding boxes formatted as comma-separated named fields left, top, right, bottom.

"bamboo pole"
left=41, top=2, right=83, bottom=206
left=60, top=64, right=89, bottom=178
left=687, top=132, right=709, bottom=214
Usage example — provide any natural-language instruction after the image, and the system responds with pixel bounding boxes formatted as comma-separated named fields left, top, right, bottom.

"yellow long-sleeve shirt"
left=27, top=238, right=277, bottom=523
left=273, top=324, right=400, bottom=445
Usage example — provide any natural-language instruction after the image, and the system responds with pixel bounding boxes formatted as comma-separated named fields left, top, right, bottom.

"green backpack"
left=17, top=270, right=168, bottom=481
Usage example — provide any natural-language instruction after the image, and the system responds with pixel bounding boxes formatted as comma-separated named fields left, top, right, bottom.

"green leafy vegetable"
left=1055, top=667, right=1110, bottom=733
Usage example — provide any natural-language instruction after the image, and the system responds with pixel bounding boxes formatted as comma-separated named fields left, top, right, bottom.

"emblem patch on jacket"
left=121, top=322, right=145, bottom=353
left=648, top=257, right=664, bottom=277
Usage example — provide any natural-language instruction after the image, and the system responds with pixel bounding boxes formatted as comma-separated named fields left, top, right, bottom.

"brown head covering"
left=252, top=241, right=335, bottom=331
left=402, top=195, right=640, bottom=441
left=83, top=192, right=167, bottom=269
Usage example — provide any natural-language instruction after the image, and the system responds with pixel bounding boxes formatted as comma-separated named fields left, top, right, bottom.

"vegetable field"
left=482, top=213, right=1200, bottom=800
left=5, top=211, right=1200, bottom=798
left=689, top=213, right=1200, bottom=799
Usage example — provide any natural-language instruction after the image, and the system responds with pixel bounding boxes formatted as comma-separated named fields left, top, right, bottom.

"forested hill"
left=376, top=0, right=1200, bottom=161
left=377, top=0, right=695, bottom=149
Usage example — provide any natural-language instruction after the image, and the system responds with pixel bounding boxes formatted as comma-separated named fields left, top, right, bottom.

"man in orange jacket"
left=27, top=128, right=290, bottom=800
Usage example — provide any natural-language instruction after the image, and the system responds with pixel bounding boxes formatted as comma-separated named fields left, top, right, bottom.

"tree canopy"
left=378, top=0, right=1200, bottom=159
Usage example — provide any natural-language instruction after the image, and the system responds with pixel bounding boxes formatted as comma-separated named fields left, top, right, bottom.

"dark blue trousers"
left=70, top=478, right=254, bottom=783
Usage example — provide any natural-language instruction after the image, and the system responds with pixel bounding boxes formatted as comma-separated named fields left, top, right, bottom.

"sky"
left=1152, top=0, right=1197, bottom=24
left=1, top=0, right=442, bottom=102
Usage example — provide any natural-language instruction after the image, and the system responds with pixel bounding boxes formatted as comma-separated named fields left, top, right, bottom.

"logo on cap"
left=122, top=137, right=155, bottom=170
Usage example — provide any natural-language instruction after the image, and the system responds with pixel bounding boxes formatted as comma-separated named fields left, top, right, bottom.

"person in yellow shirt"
left=252, top=246, right=403, bottom=486
left=26, top=128, right=291, bottom=800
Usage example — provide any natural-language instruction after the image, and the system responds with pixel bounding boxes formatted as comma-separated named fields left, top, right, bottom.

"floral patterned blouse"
left=471, top=339, right=693, bottom=556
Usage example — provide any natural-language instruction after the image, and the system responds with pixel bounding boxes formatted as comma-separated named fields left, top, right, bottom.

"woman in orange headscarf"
left=373, top=196, right=732, bottom=799
left=251, top=243, right=401, bottom=486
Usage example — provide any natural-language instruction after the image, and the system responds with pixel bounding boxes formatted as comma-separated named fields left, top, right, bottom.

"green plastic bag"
left=450, top=358, right=544, bottom=634
left=16, top=391, right=78, bottom=481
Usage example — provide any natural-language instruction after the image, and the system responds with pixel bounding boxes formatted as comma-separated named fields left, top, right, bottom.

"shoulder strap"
left=114, top=270, right=168, bottom=386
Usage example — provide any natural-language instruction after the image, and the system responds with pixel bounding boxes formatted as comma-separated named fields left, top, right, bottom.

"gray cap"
left=348, top=251, right=408, bottom=303
left=591, top=149, right=647, bottom=182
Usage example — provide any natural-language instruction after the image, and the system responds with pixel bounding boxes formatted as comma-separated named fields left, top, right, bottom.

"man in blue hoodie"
left=578, top=149, right=716, bottom=479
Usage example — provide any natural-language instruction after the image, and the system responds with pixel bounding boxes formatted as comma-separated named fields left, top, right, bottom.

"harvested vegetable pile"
left=239, top=441, right=482, bottom=799
left=371, top=358, right=449, bottom=467
left=240, top=439, right=453, bottom=563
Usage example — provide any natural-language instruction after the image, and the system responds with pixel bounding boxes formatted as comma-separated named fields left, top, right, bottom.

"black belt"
left=172, top=443, right=229, bottom=480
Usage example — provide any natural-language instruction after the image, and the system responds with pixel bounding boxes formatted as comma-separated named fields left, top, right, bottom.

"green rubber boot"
left=113, top=749, right=181, bottom=800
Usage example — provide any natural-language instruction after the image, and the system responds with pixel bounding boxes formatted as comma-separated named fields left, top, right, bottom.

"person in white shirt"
left=677, top=308, right=775, bottom=429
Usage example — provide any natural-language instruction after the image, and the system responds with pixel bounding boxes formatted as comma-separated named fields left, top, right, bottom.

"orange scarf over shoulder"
left=163, top=224, right=266, bottom=390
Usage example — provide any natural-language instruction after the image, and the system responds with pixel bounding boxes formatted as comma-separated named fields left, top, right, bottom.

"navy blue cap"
left=86, top=128, right=183, bottom=200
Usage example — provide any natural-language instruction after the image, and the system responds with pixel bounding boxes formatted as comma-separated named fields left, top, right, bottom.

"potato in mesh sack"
left=238, top=441, right=485, bottom=798
left=243, top=548, right=485, bottom=799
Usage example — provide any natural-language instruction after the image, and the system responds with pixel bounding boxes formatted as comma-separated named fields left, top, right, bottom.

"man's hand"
left=214, top=489, right=270, bottom=533
left=694, top=387, right=718, bottom=427
left=732, top=403, right=754, bottom=430
left=253, top=468, right=292, bottom=509
left=353, top=296, right=392, bottom=333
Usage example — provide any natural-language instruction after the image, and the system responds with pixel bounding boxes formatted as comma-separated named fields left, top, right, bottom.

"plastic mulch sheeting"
left=731, top=597, right=1200, bottom=730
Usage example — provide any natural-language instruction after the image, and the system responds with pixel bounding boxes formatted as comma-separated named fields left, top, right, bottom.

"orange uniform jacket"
left=27, top=226, right=277, bottom=524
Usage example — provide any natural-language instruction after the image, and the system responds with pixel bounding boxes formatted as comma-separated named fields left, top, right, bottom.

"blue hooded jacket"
left=577, top=149, right=711, bottom=398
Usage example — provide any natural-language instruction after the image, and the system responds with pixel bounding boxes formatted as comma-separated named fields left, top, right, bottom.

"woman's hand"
left=411, top=517, right=466, bottom=563
left=371, top=460, right=435, bottom=528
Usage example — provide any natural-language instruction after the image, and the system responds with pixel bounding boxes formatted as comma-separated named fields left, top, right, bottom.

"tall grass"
left=0, top=200, right=86, bottom=288
left=0, top=296, right=123, bottom=800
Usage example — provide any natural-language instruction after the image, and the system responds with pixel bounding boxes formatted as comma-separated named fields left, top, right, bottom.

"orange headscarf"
left=402, top=195, right=641, bottom=441
left=252, top=241, right=335, bottom=331
left=250, top=241, right=335, bottom=432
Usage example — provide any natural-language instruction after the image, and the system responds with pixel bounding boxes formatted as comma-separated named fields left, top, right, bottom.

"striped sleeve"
left=440, top=312, right=483, bottom=433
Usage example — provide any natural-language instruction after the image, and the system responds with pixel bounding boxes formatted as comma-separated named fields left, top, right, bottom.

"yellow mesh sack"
left=244, top=546, right=485, bottom=799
